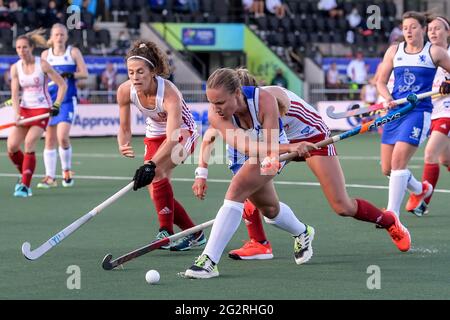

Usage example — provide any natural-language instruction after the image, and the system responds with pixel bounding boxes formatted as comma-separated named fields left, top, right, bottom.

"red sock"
left=149, top=178, right=174, bottom=234
left=22, top=152, right=36, bottom=187
left=243, top=200, right=268, bottom=243
left=173, top=199, right=195, bottom=230
left=8, top=150, right=24, bottom=173
left=422, top=163, right=440, bottom=204
left=353, top=199, right=395, bottom=228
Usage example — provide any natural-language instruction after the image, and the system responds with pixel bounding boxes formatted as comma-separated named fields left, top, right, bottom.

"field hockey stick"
left=0, top=112, right=51, bottom=131
left=0, top=81, right=56, bottom=109
left=326, top=90, right=440, bottom=119
left=102, top=219, right=215, bottom=270
left=282, top=93, right=418, bottom=162
left=22, top=182, right=134, bottom=261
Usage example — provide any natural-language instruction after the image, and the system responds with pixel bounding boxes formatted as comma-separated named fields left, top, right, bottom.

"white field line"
left=1, top=173, right=449, bottom=193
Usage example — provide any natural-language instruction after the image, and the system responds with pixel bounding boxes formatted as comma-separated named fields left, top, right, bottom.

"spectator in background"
left=346, top=5, right=362, bottom=29
left=317, top=0, right=343, bottom=18
left=265, top=0, right=285, bottom=19
left=346, top=51, right=367, bottom=88
left=242, top=0, right=254, bottom=15
left=76, top=80, right=91, bottom=104
left=0, top=0, right=11, bottom=29
left=166, top=50, right=176, bottom=83
left=326, top=62, right=341, bottom=100
left=389, top=20, right=403, bottom=44
left=8, top=0, right=20, bottom=12
left=115, top=30, right=131, bottom=55
left=271, top=68, right=288, bottom=88
left=149, top=0, right=166, bottom=13
left=360, top=76, right=378, bottom=106
left=101, top=62, right=117, bottom=103
left=253, top=0, right=265, bottom=18
left=2, top=64, right=12, bottom=90
left=43, top=1, right=63, bottom=28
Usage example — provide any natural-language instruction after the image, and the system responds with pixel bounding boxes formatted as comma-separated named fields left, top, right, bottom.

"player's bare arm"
left=376, top=44, right=397, bottom=105
left=41, top=60, right=67, bottom=105
left=117, top=81, right=134, bottom=158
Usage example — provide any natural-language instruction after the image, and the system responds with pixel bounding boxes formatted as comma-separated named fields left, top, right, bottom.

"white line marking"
left=1, top=173, right=449, bottom=193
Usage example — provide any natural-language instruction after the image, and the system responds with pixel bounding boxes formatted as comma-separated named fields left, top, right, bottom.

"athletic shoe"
left=13, top=184, right=32, bottom=198
left=37, top=176, right=57, bottom=189
left=62, top=170, right=74, bottom=188
left=155, top=229, right=172, bottom=250
left=184, top=254, right=219, bottom=279
left=170, top=231, right=207, bottom=251
left=409, top=201, right=429, bottom=217
left=294, top=225, right=315, bottom=265
left=14, top=178, right=22, bottom=192
left=384, top=211, right=411, bottom=252
left=405, top=181, right=433, bottom=215
left=228, top=239, right=273, bottom=260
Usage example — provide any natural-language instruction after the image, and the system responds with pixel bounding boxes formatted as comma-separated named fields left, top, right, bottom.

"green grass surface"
left=0, top=135, right=449, bottom=300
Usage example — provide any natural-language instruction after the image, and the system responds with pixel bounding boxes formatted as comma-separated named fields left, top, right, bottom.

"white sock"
left=43, top=149, right=57, bottom=179
left=387, top=169, right=409, bottom=217
left=406, top=170, right=423, bottom=194
left=203, top=200, right=244, bottom=264
left=264, top=202, right=306, bottom=236
left=59, top=146, right=72, bottom=171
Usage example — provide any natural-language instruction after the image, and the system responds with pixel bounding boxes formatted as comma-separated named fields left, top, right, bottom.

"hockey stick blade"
left=102, top=238, right=171, bottom=270
left=102, top=219, right=215, bottom=270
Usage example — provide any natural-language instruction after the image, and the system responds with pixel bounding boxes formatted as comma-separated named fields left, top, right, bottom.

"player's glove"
left=133, top=161, right=156, bottom=191
left=439, top=77, right=450, bottom=95
left=60, top=72, right=75, bottom=80
left=50, top=102, right=61, bottom=117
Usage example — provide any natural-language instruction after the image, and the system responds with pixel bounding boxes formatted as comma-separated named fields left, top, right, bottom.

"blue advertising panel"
left=182, top=28, right=216, bottom=46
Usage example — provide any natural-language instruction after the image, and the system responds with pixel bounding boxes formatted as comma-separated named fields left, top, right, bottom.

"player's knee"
left=260, top=205, right=279, bottom=219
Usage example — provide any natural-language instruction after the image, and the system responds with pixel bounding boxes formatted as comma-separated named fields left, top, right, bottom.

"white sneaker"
left=294, top=225, right=315, bottom=265
left=184, top=254, right=219, bottom=279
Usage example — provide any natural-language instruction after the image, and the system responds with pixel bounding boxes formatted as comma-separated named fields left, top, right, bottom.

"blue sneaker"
left=155, top=230, right=172, bottom=250
left=13, top=184, right=32, bottom=198
left=170, top=231, right=207, bottom=251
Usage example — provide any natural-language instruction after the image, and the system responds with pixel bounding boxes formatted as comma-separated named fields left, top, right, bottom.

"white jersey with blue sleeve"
left=46, top=46, right=77, bottom=104
left=227, top=86, right=288, bottom=175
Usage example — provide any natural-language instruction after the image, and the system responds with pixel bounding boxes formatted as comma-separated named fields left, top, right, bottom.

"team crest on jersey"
left=410, top=126, right=421, bottom=140
left=301, top=126, right=311, bottom=135
left=399, top=69, right=419, bottom=93
left=418, top=55, right=426, bottom=64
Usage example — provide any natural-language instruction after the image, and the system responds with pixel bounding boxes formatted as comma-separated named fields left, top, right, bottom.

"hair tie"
left=127, top=55, right=155, bottom=68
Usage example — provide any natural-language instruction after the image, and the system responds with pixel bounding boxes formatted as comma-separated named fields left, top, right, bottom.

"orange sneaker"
left=228, top=239, right=273, bottom=260
left=384, top=211, right=411, bottom=252
left=405, top=181, right=433, bottom=214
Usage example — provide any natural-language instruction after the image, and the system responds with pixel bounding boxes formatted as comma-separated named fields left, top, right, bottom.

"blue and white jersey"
left=391, top=41, right=437, bottom=112
left=227, top=86, right=288, bottom=174
left=46, top=46, right=77, bottom=104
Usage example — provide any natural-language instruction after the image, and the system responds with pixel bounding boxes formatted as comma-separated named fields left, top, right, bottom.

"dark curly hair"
left=125, top=40, right=170, bottom=78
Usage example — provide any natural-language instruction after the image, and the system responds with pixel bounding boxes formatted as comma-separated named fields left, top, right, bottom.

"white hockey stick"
left=21, top=181, right=134, bottom=260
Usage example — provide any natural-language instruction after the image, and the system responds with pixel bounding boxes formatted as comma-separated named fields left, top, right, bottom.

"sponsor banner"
left=153, top=23, right=244, bottom=51
left=182, top=28, right=216, bottom=46
left=0, top=56, right=127, bottom=75
left=316, top=100, right=364, bottom=131
left=0, top=103, right=210, bottom=138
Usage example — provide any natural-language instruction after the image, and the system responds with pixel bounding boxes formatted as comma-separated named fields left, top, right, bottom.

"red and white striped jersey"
left=16, top=57, right=52, bottom=109
left=280, top=88, right=330, bottom=141
left=431, top=45, right=450, bottom=120
left=130, top=76, right=197, bottom=138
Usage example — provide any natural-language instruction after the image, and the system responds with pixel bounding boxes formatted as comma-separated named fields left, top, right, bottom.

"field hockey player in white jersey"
left=7, top=30, right=67, bottom=197
left=37, top=23, right=88, bottom=189
left=117, top=40, right=206, bottom=251
left=376, top=11, right=450, bottom=220
left=407, top=15, right=450, bottom=216
left=184, top=68, right=317, bottom=279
